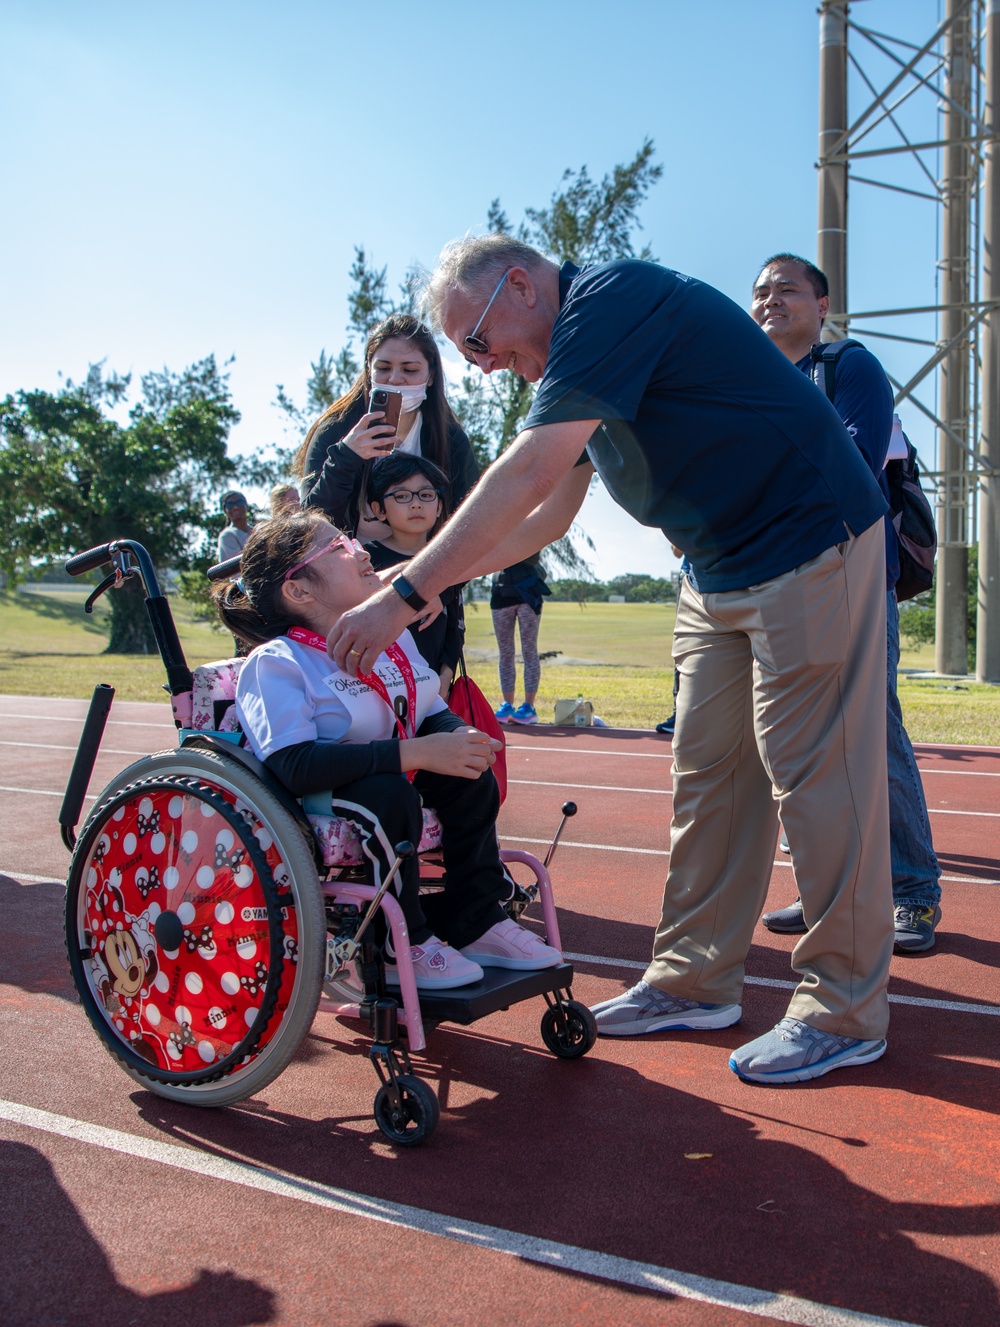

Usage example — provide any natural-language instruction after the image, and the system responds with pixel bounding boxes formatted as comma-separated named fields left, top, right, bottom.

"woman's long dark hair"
left=367, top=453, right=451, bottom=540
left=213, top=509, right=329, bottom=648
left=293, top=315, right=457, bottom=482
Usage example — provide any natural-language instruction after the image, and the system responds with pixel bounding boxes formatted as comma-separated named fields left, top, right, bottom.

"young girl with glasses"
left=294, top=314, right=480, bottom=544
left=214, top=509, right=561, bottom=990
left=364, top=453, right=463, bottom=700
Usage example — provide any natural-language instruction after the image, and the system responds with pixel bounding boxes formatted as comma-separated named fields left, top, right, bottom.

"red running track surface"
left=1, top=695, right=998, bottom=1327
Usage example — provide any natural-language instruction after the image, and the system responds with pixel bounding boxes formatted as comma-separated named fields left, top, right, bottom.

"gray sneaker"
left=893, top=903, right=941, bottom=954
left=590, top=980, right=741, bottom=1037
left=729, top=1017, right=886, bottom=1084
left=761, top=897, right=807, bottom=934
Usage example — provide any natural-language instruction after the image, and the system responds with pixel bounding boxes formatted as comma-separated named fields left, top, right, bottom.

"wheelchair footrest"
left=415, top=961, right=575, bottom=1026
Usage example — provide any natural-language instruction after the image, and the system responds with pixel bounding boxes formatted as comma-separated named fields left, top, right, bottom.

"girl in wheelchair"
left=213, top=510, right=561, bottom=991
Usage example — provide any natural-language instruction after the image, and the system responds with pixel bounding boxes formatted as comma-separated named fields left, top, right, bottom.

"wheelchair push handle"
left=63, top=538, right=192, bottom=701
left=65, top=543, right=115, bottom=577
left=64, top=539, right=164, bottom=600
left=207, top=554, right=242, bottom=583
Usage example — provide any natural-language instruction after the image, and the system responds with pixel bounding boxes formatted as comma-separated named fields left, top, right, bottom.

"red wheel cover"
left=79, top=783, right=301, bottom=1076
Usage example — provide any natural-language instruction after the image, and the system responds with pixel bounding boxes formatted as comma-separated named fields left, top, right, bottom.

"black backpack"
left=810, top=340, right=936, bottom=602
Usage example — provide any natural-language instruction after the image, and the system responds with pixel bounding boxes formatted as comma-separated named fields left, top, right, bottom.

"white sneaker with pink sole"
left=460, top=919, right=562, bottom=970
left=385, top=936, right=484, bottom=990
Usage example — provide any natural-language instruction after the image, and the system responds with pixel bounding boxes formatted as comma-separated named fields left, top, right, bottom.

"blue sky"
left=1, top=0, right=947, bottom=578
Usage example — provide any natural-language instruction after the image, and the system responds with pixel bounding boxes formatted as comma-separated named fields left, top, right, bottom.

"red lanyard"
left=287, top=628, right=418, bottom=770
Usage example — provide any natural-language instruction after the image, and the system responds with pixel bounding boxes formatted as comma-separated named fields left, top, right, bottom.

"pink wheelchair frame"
left=59, top=537, right=594, bottom=1146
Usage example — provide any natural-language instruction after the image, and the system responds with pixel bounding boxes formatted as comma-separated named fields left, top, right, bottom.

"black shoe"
left=893, top=903, right=941, bottom=954
left=655, top=713, right=676, bottom=735
left=762, top=897, right=807, bottom=934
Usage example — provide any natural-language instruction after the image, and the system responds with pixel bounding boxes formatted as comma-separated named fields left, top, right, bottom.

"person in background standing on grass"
left=750, top=253, right=942, bottom=954
left=492, top=553, right=550, bottom=725
left=326, top=233, right=895, bottom=1087
left=270, top=484, right=301, bottom=517
left=217, top=491, right=252, bottom=562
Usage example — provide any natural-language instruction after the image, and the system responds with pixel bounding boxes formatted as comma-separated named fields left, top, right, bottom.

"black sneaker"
left=762, top=897, right=807, bottom=934
left=893, top=903, right=941, bottom=954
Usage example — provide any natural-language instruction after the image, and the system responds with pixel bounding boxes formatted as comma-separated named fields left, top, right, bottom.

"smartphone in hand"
left=368, top=388, right=402, bottom=449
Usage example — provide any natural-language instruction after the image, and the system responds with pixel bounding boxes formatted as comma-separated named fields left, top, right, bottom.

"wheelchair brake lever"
left=83, top=554, right=136, bottom=615
left=543, top=800, right=578, bottom=869
left=327, top=840, right=416, bottom=975
left=84, top=570, right=119, bottom=614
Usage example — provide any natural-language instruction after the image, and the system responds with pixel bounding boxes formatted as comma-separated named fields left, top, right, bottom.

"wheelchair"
left=59, top=538, right=595, bottom=1145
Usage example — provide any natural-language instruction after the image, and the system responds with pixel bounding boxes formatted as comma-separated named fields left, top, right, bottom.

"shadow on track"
left=0, top=1140, right=275, bottom=1327
left=132, top=1021, right=1000, bottom=1327
left=0, top=875, right=76, bottom=1004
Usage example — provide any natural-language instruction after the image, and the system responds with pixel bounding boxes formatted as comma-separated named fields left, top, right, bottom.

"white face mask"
left=377, top=381, right=428, bottom=414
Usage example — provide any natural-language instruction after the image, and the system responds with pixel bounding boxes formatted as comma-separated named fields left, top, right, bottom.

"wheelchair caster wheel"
left=373, top=1075, right=440, bottom=1146
left=540, top=999, right=597, bottom=1059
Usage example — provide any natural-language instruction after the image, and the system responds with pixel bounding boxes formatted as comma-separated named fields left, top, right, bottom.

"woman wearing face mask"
left=295, top=314, right=479, bottom=544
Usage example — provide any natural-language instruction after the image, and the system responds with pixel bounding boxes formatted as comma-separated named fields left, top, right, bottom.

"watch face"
left=394, top=576, right=426, bottom=610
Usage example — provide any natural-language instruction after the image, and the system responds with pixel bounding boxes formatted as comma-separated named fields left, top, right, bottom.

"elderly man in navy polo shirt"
left=328, top=234, right=895, bottom=1085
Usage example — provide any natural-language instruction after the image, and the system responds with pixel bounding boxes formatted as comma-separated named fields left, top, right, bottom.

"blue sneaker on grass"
left=495, top=701, right=516, bottom=722
left=590, top=980, right=741, bottom=1036
left=729, top=1017, right=886, bottom=1084
left=511, top=703, right=538, bottom=725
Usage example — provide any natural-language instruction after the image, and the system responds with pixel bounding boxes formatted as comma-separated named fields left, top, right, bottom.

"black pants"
left=329, top=769, right=507, bottom=949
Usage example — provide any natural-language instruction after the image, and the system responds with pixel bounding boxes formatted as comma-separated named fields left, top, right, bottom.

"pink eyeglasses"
left=283, top=533, right=363, bottom=582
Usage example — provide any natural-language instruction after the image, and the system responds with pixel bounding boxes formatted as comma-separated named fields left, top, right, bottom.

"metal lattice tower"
left=817, top=0, right=1000, bottom=682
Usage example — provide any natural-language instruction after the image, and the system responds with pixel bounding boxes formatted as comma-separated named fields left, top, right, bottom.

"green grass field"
left=2, top=588, right=998, bottom=744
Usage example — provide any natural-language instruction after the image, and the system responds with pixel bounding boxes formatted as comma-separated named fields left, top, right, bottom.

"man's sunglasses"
left=223, top=498, right=247, bottom=510
left=463, top=268, right=511, bottom=359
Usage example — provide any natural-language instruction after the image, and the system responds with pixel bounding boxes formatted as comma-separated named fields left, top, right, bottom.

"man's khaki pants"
left=646, top=521, right=892, bottom=1040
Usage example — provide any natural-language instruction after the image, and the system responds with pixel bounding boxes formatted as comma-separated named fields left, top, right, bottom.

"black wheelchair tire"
left=66, top=747, right=325, bottom=1107
left=540, top=999, right=598, bottom=1059
left=373, top=1075, right=440, bottom=1146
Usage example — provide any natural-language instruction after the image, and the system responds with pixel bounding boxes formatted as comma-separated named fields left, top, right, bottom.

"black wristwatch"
left=391, top=574, right=427, bottom=611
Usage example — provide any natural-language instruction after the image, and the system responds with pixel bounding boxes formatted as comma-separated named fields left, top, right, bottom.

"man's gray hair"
left=422, top=233, right=548, bottom=330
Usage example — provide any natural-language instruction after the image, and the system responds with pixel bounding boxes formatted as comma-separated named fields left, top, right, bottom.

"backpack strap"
left=809, top=338, right=864, bottom=402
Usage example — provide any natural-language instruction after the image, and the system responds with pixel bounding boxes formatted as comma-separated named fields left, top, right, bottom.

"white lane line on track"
left=928, top=808, right=1000, bottom=817
left=1, top=865, right=997, bottom=1015
left=3, top=762, right=993, bottom=821
left=0, top=711, right=172, bottom=730
left=507, top=837, right=1000, bottom=884
left=920, top=768, right=1000, bottom=777
left=506, top=743, right=673, bottom=760
left=0, top=785, right=96, bottom=800
left=0, top=752, right=671, bottom=797
left=564, top=953, right=1000, bottom=1018
left=0, top=1101, right=924, bottom=1327
left=508, top=778, right=671, bottom=795
left=0, top=741, right=150, bottom=756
